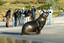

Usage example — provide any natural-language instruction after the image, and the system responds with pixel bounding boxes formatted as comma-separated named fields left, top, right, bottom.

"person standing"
left=17, top=9, right=21, bottom=25
left=38, top=8, right=46, bottom=15
left=13, top=9, right=18, bottom=27
left=47, top=7, right=53, bottom=25
left=24, top=7, right=31, bottom=23
left=21, top=7, right=25, bottom=25
left=31, top=6, right=36, bottom=21
left=5, top=9, right=11, bottom=27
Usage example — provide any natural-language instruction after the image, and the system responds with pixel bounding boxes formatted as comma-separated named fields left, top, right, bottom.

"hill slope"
left=0, top=0, right=64, bottom=21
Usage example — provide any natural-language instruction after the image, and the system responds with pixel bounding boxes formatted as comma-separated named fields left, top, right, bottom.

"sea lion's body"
left=21, top=12, right=48, bottom=35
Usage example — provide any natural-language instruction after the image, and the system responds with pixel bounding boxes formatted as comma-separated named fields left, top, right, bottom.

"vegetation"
left=27, top=4, right=32, bottom=9
left=0, top=1, right=6, bottom=6
left=37, top=4, right=51, bottom=10
left=0, top=0, right=64, bottom=21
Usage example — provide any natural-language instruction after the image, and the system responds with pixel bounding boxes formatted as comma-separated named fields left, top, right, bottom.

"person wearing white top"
left=21, top=7, right=25, bottom=25
left=38, top=8, right=46, bottom=15
left=47, top=7, right=53, bottom=25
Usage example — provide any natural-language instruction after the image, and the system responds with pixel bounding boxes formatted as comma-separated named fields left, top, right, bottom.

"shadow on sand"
left=55, top=14, right=64, bottom=18
left=0, top=25, right=6, bottom=28
left=1, top=32, right=21, bottom=35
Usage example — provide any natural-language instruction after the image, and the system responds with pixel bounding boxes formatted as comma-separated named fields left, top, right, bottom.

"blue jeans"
left=21, top=16, right=24, bottom=25
left=12, top=17, right=15, bottom=27
left=15, top=17, right=17, bottom=26
left=18, top=17, right=21, bottom=25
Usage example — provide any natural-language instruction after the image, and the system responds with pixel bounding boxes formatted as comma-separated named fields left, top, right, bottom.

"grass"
left=0, top=1, right=64, bottom=21
left=59, top=0, right=64, bottom=8
left=37, top=4, right=51, bottom=10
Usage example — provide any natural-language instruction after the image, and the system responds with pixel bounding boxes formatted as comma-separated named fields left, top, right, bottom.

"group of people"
left=5, top=6, right=53, bottom=27
left=5, top=6, right=36, bottom=27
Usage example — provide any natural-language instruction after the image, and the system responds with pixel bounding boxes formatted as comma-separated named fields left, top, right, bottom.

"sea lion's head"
left=42, top=12, right=49, bottom=18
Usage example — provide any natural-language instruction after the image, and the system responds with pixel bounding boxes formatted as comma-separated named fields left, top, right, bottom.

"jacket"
left=6, top=10, right=11, bottom=18
left=24, top=10, right=31, bottom=17
left=31, top=8, right=36, bottom=17
left=13, top=11, right=18, bottom=18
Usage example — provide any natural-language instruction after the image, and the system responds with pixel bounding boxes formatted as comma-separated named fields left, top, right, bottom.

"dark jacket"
left=24, top=10, right=31, bottom=17
left=13, top=11, right=18, bottom=18
left=6, top=10, right=11, bottom=18
left=17, top=11, right=21, bottom=18
left=31, top=8, right=36, bottom=17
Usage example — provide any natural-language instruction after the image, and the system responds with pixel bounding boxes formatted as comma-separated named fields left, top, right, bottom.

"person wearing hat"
left=47, top=7, right=53, bottom=25
left=31, top=6, right=36, bottom=21
left=21, top=7, right=25, bottom=25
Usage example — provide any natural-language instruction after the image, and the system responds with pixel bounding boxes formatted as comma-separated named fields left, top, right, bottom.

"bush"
left=37, top=4, right=51, bottom=10
left=0, top=1, right=5, bottom=6
left=27, top=4, right=31, bottom=9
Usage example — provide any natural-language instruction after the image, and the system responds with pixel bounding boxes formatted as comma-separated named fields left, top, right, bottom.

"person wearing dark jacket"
left=24, top=8, right=31, bottom=23
left=31, top=6, right=36, bottom=21
left=13, top=9, right=18, bottom=26
left=5, top=9, right=11, bottom=27
left=17, top=9, right=21, bottom=25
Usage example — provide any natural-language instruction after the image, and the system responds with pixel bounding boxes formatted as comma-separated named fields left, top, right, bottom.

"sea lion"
left=21, top=12, right=49, bottom=35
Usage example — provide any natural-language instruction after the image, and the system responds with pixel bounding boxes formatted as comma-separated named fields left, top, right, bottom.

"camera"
left=49, top=11, right=51, bottom=13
